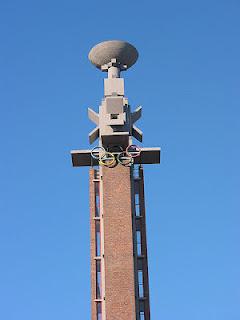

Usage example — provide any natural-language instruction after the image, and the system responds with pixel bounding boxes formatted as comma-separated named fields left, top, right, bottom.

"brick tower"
left=71, top=40, right=160, bottom=320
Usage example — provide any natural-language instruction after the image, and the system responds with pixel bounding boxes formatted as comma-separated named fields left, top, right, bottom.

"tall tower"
left=71, top=40, right=160, bottom=320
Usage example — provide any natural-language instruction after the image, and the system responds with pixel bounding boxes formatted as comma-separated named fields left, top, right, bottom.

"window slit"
left=96, top=260, right=102, bottom=299
left=140, top=311, right=145, bottom=320
left=95, top=182, right=100, bottom=217
left=95, top=220, right=101, bottom=257
left=138, top=269, right=144, bottom=298
left=96, top=302, right=102, bottom=320
left=135, top=192, right=140, bottom=216
left=136, top=230, right=142, bottom=256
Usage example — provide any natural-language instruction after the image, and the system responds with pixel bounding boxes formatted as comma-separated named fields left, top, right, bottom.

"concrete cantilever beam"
left=71, top=147, right=160, bottom=167
left=131, top=106, right=142, bottom=124
left=88, top=107, right=99, bottom=125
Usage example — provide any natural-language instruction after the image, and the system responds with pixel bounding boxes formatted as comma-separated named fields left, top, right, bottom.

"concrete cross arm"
left=89, top=127, right=99, bottom=144
left=132, top=125, right=143, bottom=142
left=131, top=106, right=142, bottom=124
left=71, top=147, right=161, bottom=167
left=88, top=107, right=99, bottom=125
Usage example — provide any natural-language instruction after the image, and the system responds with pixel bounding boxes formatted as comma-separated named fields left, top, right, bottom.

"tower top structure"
left=71, top=40, right=160, bottom=167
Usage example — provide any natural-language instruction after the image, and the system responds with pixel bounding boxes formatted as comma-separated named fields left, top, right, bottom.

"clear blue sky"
left=0, top=1, right=239, bottom=319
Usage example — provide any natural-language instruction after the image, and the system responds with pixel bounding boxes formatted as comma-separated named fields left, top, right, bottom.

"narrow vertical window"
left=95, top=220, right=101, bottom=257
left=95, top=182, right=100, bottom=217
left=133, top=165, right=140, bottom=179
left=135, top=192, right=140, bottom=216
left=96, top=302, right=102, bottom=320
left=139, top=301, right=145, bottom=320
left=96, top=260, right=101, bottom=299
left=136, top=230, right=142, bottom=256
left=138, top=270, right=144, bottom=298
left=135, top=192, right=140, bottom=205
left=94, top=169, right=99, bottom=180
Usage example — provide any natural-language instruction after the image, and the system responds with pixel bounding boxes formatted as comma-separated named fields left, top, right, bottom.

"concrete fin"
left=131, top=106, right=142, bottom=124
left=132, top=125, right=143, bottom=142
left=89, top=127, right=99, bottom=144
left=88, top=108, right=99, bottom=125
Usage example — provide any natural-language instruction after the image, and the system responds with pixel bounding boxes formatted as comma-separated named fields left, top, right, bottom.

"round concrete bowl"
left=88, top=40, right=138, bottom=70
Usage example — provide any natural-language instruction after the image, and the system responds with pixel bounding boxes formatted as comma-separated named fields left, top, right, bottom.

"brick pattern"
left=102, top=165, right=136, bottom=320
left=89, top=165, right=151, bottom=320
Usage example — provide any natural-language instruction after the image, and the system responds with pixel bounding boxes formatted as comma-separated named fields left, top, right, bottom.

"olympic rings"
left=90, top=144, right=141, bottom=167
left=117, top=152, right=134, bottom=166
left=99, top=152, right=116, bottom=167
left=126, top=144, right=141, bottom=158
left=91, top=146, right=106, bottom=160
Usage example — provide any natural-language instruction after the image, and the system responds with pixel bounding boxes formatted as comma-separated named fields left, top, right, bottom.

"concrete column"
left=108, top=66, right=120, bottom=79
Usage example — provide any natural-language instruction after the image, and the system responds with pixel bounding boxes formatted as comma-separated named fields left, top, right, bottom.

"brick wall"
left=102, top=165, right=136, bottom=320
left=89, top=165, right=151, bottom=320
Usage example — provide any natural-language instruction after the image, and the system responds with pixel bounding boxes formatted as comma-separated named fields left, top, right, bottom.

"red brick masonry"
left=90, top=165, right=150, bottom=320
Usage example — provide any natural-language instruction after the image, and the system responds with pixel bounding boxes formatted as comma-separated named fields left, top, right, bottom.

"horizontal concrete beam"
left=71, top=147, right=160, bottom=167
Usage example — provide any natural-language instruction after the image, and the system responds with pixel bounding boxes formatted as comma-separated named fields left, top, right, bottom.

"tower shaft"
left=90, top=165, right=150, bottom=320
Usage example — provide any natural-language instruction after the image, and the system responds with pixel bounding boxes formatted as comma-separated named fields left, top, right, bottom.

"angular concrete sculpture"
left=87, top=40, right=143, bottom=148
left=71, top=40, right=160, bottom=166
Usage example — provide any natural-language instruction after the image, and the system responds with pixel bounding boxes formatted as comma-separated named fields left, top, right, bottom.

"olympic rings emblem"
left=117, top=152, right=134, bottom=166
left=99, top=152, right=116, bottom=167
left=91, top=146, right=106, bottom=160
left=91, top=144, right=141, bottom=167
left=126, top=144, right=141, bottom=158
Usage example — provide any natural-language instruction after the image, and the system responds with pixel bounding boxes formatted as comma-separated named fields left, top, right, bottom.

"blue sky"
left=0, top=0, right=239, bottom=319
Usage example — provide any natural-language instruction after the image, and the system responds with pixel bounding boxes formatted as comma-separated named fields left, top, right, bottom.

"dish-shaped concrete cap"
left=88, top=40, right=138, bottom=70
